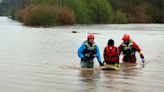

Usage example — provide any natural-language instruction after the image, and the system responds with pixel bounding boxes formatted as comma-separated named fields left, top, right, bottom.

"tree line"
left=1, top=0, right=164, bottom=26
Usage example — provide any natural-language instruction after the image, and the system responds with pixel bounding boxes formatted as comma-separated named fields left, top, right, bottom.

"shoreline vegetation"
left=1, top=0, right=164, bottom=27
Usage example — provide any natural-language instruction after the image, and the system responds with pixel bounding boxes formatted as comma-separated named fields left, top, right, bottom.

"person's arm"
left=133, top=42, right=144, bottom=58
left=95, top=45, right=103, bottom=66
left=103, top=47, right=107, bottom=64
left=103, top=47, right=106, bottom=60
left=116, top=47, right=120, bottom=64
left=133, top=42, right=145, bottom=63
left=78, top=43, right=85, bottom=59
left=118, top=44, right=123, bottom=55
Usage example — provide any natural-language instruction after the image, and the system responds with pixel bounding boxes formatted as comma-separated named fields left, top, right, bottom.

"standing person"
left=103, top=39, right=119, bottom=66
left=118, top=34, right=145, bottom=63
left=78, top=34, right=103, bottom=68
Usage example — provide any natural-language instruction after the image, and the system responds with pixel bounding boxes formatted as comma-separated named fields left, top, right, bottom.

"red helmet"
left=122, top=34, right=130, bottom=41
left=87, top=34, right=94, bottom=39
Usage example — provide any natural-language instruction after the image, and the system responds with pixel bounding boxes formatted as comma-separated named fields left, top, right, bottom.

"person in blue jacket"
left=78, top=34, right=103, bottom=68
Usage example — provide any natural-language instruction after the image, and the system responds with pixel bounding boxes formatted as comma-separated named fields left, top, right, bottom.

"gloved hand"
left=103, top=61, right=106, bottom=65
left=99, top=62, right=104, bottom=66
left=141, top=58, right=145, bottom=63
left=81, top=57, right=85, bottom=61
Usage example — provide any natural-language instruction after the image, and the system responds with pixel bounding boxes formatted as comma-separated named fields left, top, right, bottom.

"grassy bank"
left=2, top=0, right=162, bottom=26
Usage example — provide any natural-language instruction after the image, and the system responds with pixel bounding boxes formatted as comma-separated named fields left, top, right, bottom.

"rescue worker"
left=118, top=34, right=145, bottom=63
left=103, top=39, right=119, bottom=66
left=78, top=34, right=103, bottom=68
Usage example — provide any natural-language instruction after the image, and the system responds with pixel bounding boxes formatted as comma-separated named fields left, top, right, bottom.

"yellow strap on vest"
left=139, top=50, right=143, bottom=55
left=85, top=41, right=96, bottom=49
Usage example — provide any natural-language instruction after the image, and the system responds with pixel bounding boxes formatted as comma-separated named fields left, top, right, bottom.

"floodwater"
left=0, top=16, right=164, bottom=92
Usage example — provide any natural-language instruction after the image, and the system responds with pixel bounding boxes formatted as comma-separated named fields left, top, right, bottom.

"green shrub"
left=146, top=3, right=161, bottom=22
left=87, top=0, right=113, bottom=23
left=23, top=5, right=59, bottom=26
left=113, top=10, right=128, bottom=24
left=128, top=5, right=153, bottom=23
left=58, top=7, right=75, bottom=25
left=15, top=4, right=75, bottom=26
left=64, top=0, right=91, bottom=24
left=15, top=9, right=25, bottom=22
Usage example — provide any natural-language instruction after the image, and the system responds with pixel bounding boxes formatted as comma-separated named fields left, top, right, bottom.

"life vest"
left=104, top=46, right=119, bottom=63
left=83, top=41, right=97, bottom=59
left=122, top=41, right=135, bottom=57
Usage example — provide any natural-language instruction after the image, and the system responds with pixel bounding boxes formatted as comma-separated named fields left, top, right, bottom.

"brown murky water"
left=0, top=17, right=164, bottom=92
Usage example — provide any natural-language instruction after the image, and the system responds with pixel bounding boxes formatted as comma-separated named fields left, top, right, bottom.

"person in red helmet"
left=78, top=34, right=103, bottom=68
left=118, top=34, right=145, bottom=63
left=103, top=39, right=119, bottom=66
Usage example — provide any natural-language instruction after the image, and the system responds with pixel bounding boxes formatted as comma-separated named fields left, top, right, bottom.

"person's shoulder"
left=131, top=40, right=140, bottom=48
left=80, top=41, right=87, bottom=47
left=119, top=43, right=123, bottom=47
left=92, top=42, right=97, bottom=46
left=104, top=46, right=108, bottom=50
left=82, top=40, right=87, bottom=44
left=94, top=43, right=99, bottom=49
left=131, top=40, right=137, bottom=45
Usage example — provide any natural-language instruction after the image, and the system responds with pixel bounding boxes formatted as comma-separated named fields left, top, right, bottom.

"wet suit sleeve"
left=118, top=44, right=123, bottom=55
left=133, top=42, right=144, bottom=58
left=103, top=47, right=106, bottom=59
left=95, top=45, right=102, bottom=63
left=78, top=43, right=85, bottom=58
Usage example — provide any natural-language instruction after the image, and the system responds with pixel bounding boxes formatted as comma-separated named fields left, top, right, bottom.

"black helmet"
left=108, top=39, right=114, bottom=45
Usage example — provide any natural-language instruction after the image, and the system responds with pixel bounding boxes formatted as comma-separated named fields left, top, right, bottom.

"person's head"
left=108, top=39, right=114, bottom=46
left=87, top=34, right=94, bottom=44
left=122, top=34, right=130, bottom=44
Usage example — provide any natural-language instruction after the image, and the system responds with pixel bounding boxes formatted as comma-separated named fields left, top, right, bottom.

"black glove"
left=81, top=58, right=84, bottom=61
left=99, top=62, right=104, bottom=66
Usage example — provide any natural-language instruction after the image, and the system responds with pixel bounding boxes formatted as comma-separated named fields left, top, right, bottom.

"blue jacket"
left=78, top=41, right=101, bottom=63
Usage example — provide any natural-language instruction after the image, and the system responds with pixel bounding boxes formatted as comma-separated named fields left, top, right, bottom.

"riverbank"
left=3, top=0, right=162, bottom=27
